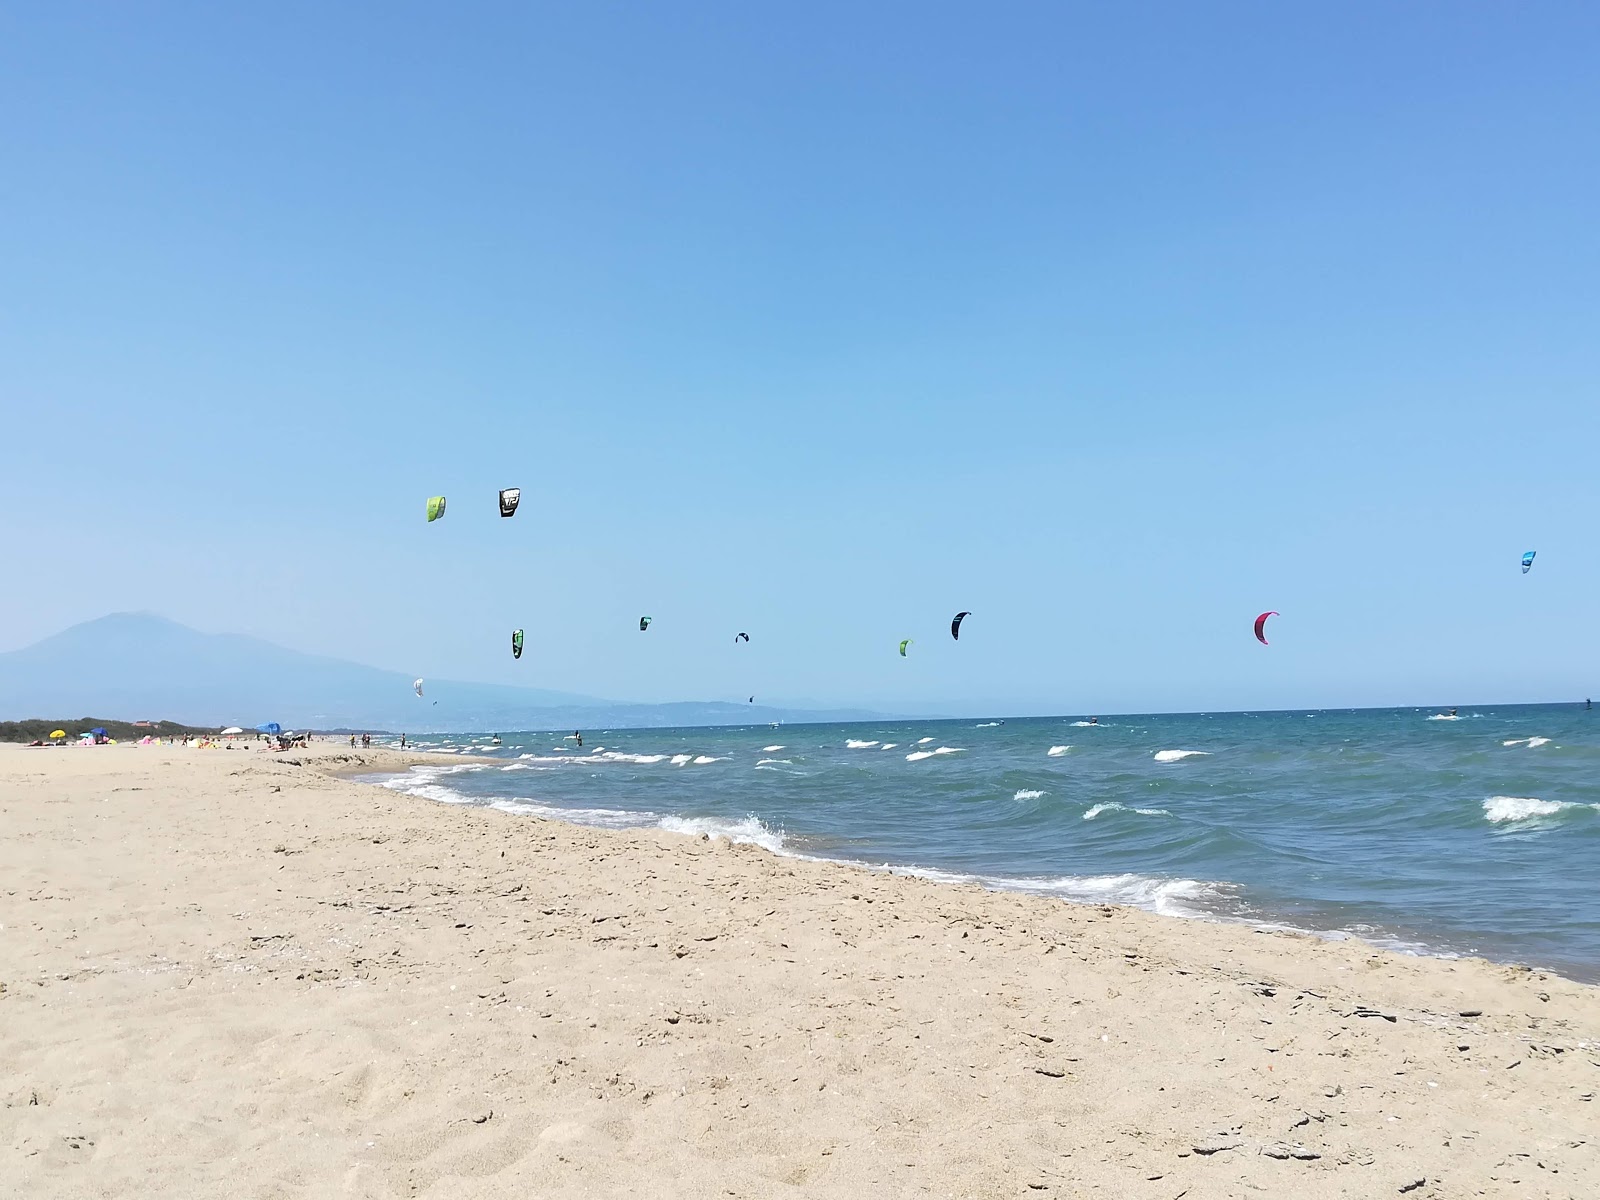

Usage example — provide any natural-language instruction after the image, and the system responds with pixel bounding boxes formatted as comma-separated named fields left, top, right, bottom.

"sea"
left=366, top=703, right=1600, bottom=983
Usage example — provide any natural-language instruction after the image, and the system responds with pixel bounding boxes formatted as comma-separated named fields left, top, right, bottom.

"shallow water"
left=370, top=704, right=1600, bottom=981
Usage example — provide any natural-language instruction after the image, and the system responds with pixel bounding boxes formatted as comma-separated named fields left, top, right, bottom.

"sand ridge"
left=1, top=743, right=1596, bottom=1197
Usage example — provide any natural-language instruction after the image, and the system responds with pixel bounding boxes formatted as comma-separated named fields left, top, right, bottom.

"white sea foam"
left=880, top=743, right=898, bottom=750
left=1013, top=789, right=1046, bottom=801
left=502, top=750, right=716, bottom=768
left=1083, top=802, right=1172, bottom=820
left=1154, top=749, right=1209, bottom=763
left=380, top=763, right=483, bottom=789
left=756, top=758, right=793, bottom=767
left=487, top=797, right=658, bottom=830
left=976, top=722, right=1002, bottom=728
left=762, top=745, right=786, bottom=752
left=917, top=737, right=936, bottom=745
left=1070, top=721, right=1100, bottom=727
left=1483, top=796, right=1596, bottom=823
left=846, top=739, right=879, bottom=749
left=1047, top=745, right=1070, bottom=757
left=658, top=814, right=788, bottom=854
left=399, top=783, right=478, bottom=805
left=933, top=746, right=964, bottom=755
left=905, top=750, right=935, bottom=762
left=1527, top=737, right=1551, bottom=748
left=893, top=866, right=1225, bottom=919
left=1426, top=714, right=1462, bottom=721
left=906, top=746, right=965, bottom=762
left=692, top=755, right=727, bottom=765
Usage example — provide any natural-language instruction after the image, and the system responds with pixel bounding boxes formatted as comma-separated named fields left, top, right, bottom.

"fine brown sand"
left=2, top=744, right=1596, bottom=1198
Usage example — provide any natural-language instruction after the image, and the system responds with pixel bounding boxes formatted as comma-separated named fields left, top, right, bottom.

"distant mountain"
left=0, top=614, right=887, bottom=731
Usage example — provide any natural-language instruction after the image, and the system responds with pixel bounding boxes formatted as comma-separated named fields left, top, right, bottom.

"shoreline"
left=369, top=755, right=1600, bottom=987
left=4, top=744, right=1597, bottom=1197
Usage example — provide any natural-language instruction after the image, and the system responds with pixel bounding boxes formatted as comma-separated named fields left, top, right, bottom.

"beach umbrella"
left=91, top=727, right=107, bottom=736
left=221, top=726, right=243, bottom=735
left=49, top=729, right=65, bottom=739
left=256, top=722, right=282, bottom=736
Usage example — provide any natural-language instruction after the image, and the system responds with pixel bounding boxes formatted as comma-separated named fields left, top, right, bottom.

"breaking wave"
left=1083, top=802, right=1172, bottom=820
left=1483, top=796, right=1598, bottom=824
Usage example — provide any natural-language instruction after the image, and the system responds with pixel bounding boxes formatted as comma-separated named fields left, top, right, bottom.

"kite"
left=1253, top=612, right=1278, bottom=645
left=639, top=616, right=652, bottom=632
left=951, top=611, right=970, bottom=640
left=512, top=629, right=524, bottom=660
left=499, top=488, right=521, bottom=518
left=899, top=639, right=913, bottom=657
left=413, top=678, right=425, bottom=697
left=734, top=632, right=750, bottom=644
left=426, top=496, right=446, bottom=522
left=1522, top=550, right=1536, bottom=574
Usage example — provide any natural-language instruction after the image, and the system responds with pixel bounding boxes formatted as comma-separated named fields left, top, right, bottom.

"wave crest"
left=1083, top=802, right=1172, bottom=820
left=1483, top=796, right=1596, bottom=823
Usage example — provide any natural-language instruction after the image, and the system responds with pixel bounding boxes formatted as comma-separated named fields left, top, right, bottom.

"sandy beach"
left=2, top=743, right=1596, bottom=1198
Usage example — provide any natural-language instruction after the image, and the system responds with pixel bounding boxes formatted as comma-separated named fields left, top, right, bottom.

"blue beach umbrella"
left=256, top=722, right=282, bottom=736
left=90, top=727, right=107, bottom=736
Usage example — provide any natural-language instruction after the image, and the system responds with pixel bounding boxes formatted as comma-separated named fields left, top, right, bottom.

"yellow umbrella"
left=49, top=729, right=66, bottom=739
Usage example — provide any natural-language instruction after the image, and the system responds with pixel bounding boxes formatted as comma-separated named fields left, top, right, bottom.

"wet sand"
left=2, top=742, right=1595, bottom=1198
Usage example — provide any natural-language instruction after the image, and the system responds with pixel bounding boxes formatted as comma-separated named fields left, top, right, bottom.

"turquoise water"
left=372, top=703, right=1600, bottom=981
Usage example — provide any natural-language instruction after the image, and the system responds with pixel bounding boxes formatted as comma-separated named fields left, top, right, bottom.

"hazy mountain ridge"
left=0, top=614, right=887, bottom=731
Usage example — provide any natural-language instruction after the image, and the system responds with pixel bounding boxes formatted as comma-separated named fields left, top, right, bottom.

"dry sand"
left=2, top=743, right=1596, bottom=1198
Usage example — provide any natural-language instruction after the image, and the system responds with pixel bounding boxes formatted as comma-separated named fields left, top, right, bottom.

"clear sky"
left=3, top=2, right=1596, bottom=715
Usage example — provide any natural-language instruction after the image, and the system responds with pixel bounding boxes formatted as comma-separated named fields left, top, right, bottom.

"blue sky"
left=3, top=2, right=1596, bottom=714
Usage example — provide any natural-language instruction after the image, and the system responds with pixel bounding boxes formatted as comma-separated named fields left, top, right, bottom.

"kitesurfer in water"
left=1450, top=708, right=1458, bottom=718
left=574, top=731, right=583, bottom=748
left=1089, top=716, right=1098, bottom=726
